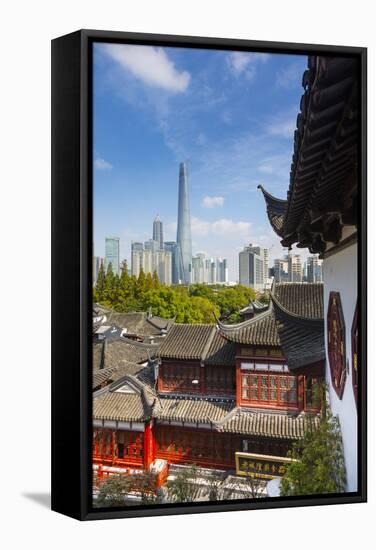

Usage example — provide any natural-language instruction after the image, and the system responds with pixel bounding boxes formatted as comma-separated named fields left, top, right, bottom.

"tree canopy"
left=93, top=268, right=256, bottom=324
left=280, top=388, right=346, bottom=496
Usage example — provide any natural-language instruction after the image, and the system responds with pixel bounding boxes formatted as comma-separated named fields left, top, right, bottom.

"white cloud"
left=95, top=158, right=112, bottom=170
left=201, top=196, right=224, bottom=208
left=192, top=217, right=252, bottom=238
left=227, top=52, right=270, bottom=80
left=102, top=44, right=190, bottom=93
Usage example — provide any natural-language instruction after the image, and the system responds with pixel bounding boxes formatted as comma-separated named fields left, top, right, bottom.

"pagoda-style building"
left=92, top=283, right=324, bottom=480
left=258, top=55, right=359, bottom=491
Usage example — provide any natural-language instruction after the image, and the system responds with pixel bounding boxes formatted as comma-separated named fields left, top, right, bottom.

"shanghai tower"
left=176, top=162, right=192, bottom=284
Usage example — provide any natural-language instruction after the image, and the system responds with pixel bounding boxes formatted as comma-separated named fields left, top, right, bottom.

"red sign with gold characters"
left=235, top=452, right=297, bottom=480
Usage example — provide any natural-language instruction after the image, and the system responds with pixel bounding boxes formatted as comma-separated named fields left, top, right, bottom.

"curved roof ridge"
left=120, top=336, right=161, bottom=349
left=257, top=184, right=288, bottom=205
left=217, top=305, right=273, bottom=332
left=270, top=292, right=323, bottom=327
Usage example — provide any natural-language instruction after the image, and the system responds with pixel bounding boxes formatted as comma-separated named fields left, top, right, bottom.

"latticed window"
left=327, top=292, right=346, bottom=399
left=240, top=372, right=298, bottom=407
left=160, top=363, right=201, bottom=392
left=206, top=365, right=235, bottom=394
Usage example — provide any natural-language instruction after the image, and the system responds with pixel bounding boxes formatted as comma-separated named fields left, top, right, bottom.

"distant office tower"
left=216, top=258, right=228, bottom=283
left=274, top=258, right=289, bottom=283
left=164, top=241, right=183, bottom=284
left=153, top=215, right=164, bottom=250
left=144, top=239, right=160, bottom=252
left=105, top=237, right=120, bottom=275
left=190, top=253, right=229, bottom=284
left=131, top=241, right=172, bottom=285
left=131, top=241, right=144, bottom=278
left=247, top=244, right=269, bottom=281
left=307, top=256, right=323, bottom=282
left=287, top=253, right=302, bottom=282
left=239, top=246, right=264, bottom=290
left=93, top=256, right=104, bottom=284
left=176, top=162, right=192, bottom=284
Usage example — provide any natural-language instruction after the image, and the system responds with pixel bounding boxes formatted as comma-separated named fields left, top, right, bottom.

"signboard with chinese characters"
left=235, top=452, right=297, bottom=480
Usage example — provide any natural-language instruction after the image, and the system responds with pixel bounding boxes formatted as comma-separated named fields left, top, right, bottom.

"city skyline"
left=93, top=43, right=310, bottom=280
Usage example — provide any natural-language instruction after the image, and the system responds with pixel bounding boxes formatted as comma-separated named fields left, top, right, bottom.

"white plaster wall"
left=323, top=242, right=358, bottom=491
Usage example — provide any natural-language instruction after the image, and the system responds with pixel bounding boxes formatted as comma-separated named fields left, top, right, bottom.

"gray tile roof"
left=274, top=282, right=323, bottom=319
left=159, top=324, right=215, bottom=360
left=102, top=339, right=149, bottom=369
left=105, top=311, right=172, bottom=336
left=92, top=361, right=156, bottom=390
left=93, top=392, right=147, bottom=422
left=204, top=330, right=236, bottom=366
left=155, top=397, right=234, bottom=423
left=218, top=309, right=280, bottom=346
left=219, top=410, right=320, bottom=439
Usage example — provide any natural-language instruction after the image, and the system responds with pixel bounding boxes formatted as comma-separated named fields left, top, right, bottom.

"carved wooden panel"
left=327, top=292, right=346, bottom=399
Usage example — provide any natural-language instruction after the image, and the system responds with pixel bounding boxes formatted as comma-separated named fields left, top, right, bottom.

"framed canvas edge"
left=51, top=29, right=367, bottom=521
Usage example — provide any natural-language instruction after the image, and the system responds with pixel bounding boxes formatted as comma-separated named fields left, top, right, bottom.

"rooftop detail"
left=259, top=56, right=359, bottom=255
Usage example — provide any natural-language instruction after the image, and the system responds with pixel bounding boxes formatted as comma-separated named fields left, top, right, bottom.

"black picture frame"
left=51, top=29, right=367, bottom=521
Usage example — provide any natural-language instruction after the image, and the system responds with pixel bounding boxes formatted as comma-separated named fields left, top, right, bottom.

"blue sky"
left=93, top=43, right=308, bottom=281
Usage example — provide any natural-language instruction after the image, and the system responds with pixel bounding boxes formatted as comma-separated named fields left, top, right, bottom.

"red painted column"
left=236, top=357, right=241, bottom=407
left=144, top=421, right=154, bottom=469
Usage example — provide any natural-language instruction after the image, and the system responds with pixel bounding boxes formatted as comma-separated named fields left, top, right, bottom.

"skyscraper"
left=307, top=256, right=323, bottom=282
left=239, top=245, right=264, bottom=290
left=176, top=162, right=192, bottom=284
left=247, top=244, right=269, bottom=281
left=153, top=215, right=164, bottom=250
left=131, top=240, right=172, bottom=285
left=164, top=241, right=184, bottom=285
left=287, top=252, right=303, bottom=282
left=105, top=237, right=120, bottom=275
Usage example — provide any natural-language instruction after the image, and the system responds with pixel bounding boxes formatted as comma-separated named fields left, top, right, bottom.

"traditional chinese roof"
left=93, top=341, right=105, bottom=372
left=217, top=283, right=325, bottom=370
left=259, top=56, right=359, bottom=255
left=159, top=324, right=215, bottom=360
left=271, top=283, right=325, bottom=369
left=218, top=409, right=319, bottom=439
left=93, top=391, right=148, bottom=422
left=273, top=282, right=323, bottom=318
left=92, top=361, right=156, bottom=390
left=154, top=396, right=234, bottom=423
left=204, top=330, right=236, bottom=366
left=218, top=308, right=280, bottom=347
left=105, top=311, right=173, bottom=336
left=94, top=339, right=149, bottom=372
left=93, top=371, right=157, bottom=421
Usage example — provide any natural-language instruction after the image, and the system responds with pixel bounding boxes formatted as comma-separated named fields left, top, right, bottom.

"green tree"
left=166, top=465, right=200, bottom=503
left=95, top=472, right=161, bottom=507
left=95, top=474, right=132, bottom=507
left=94, top=262, right=106, bottom=302
left=190, top=295, right=219, bottom=323
left=103, top=263, right=117, bottom=305
left=280, top=390, right=346, bottom=496
left=136, top=268, right=146, bottom=297
left=258, top=291, right=270, bottom=305
left=152, top=270, right=160, bottom=289
left=145, top=272, right=154, bottom=292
